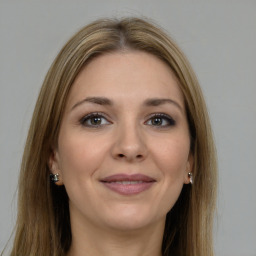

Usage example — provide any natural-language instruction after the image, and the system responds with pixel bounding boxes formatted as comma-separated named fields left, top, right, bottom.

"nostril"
left=116, top=153, right=144, bottom=160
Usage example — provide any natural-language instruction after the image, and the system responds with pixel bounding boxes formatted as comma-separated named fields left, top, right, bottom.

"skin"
left=49, top=51, right=193, bottom=256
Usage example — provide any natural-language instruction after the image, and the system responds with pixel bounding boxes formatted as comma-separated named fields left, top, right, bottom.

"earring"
left=188, top=172, right=193, bottom=184
left=50, top=173, right=59, bottom=183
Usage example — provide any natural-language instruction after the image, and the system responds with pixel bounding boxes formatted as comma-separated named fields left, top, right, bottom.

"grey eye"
left=80, top=113, right=110, bottom=127
left=90, top=116, right=103, bottom=125
left=151, top=117, right=163, bottom=126
left=146, top=114, right=175, bottom=127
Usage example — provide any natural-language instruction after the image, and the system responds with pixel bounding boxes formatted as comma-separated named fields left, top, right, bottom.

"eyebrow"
left=143, top=98, right=183, bottom=111
left=71, top=97, right=112, bottom=110
left=71, top=97, right=183, bottom=111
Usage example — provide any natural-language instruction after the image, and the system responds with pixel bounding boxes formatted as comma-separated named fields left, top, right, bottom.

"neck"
left=67, top=215, right=165, bottom=256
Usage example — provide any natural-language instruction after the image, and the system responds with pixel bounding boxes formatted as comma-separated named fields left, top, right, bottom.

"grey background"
left=0, top=1, right=255, bottom=255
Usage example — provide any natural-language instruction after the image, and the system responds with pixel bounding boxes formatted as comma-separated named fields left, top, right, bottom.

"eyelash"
left=79, top=112, right=176, bottom=128
left=79, top=112, right=110, bottom=127
left=145, top=113, right=176, bottom=127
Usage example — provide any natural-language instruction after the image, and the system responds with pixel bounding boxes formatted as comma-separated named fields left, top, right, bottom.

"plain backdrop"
left=0, top=1, right=255, bottom=255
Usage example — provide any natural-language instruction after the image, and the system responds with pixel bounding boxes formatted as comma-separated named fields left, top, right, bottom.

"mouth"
left=100, top=174, right=156, bottom=195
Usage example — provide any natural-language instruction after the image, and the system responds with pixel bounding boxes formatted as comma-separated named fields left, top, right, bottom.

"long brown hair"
left=5, top=17, right=217, bottom=256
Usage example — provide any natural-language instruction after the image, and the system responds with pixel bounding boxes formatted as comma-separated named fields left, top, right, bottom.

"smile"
left=100, top=174, right=156, bottom=195
left=108, top=181, right=144, bottom=184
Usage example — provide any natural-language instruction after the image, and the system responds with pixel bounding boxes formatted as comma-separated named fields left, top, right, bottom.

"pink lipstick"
left=100, top=174, right=156, bottom=195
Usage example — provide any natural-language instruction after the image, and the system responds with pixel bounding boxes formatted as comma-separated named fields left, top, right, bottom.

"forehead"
left=66, top=51, right=184, bottom=108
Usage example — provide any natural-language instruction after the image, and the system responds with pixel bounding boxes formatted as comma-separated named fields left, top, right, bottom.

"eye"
left=80, top=113, right=111, bottom=127
left=145, top=113, right=176, bottom=127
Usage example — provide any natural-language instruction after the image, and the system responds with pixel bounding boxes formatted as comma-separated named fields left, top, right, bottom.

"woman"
left=5, top=17, right=217, bottom=256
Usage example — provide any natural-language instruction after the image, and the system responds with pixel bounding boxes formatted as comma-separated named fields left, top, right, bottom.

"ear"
left=184, top=154, right=194, bottom=184
left=48, top=148, right=64, bottom=186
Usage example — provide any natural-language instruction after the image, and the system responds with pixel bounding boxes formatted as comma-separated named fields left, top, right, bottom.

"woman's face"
left=50, top=51, right=192, bottom=232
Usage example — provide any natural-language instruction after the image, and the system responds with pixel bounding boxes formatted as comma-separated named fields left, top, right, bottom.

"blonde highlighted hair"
left=5, top=17, right=217, bottom=256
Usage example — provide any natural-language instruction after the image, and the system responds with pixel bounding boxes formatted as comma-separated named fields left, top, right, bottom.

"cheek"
left=150, top=135, right=190, bottom=184
left=149, top=137, right=190, bottom=213
left=57, top=132, right=109, bottom=180
left=56, top=133, right=110, bottom=210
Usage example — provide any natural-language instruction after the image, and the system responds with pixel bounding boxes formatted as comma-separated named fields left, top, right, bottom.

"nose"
left=111, top=122, right=147, bottom=162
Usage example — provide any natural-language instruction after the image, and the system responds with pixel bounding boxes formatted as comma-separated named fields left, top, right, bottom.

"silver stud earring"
left=188, top=172, right=193, bottom=184
left=50, top=173, right=59, bottom=183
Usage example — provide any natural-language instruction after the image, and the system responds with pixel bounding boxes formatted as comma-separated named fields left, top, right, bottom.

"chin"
left=102, top=205, right=164, bottom=231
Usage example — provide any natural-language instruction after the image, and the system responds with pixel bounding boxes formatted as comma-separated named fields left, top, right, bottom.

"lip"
left=100, top=173, right=156, bottom=195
